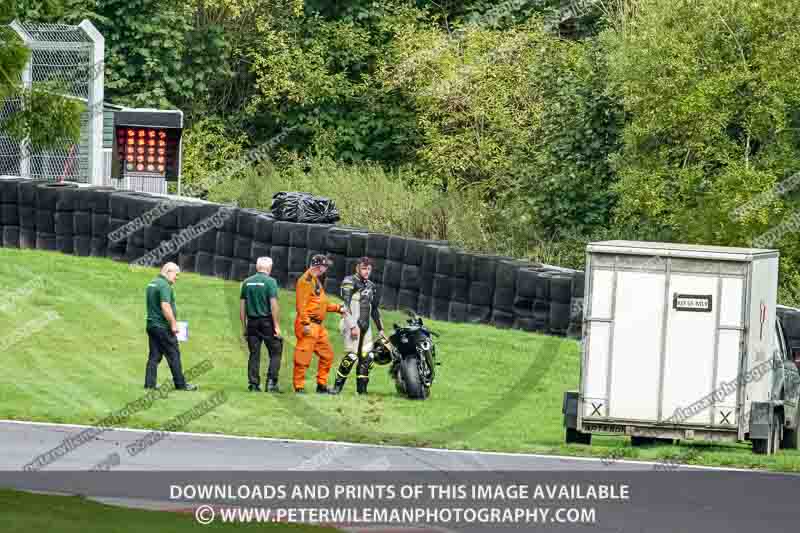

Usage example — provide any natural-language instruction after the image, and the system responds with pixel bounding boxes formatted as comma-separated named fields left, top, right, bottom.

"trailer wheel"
left=770, top=413, right=783, bottom=455
left=781, top=411, right=799, bottom=450
left=565, top=428, right=591, bottom=445
left=753, top=413, right=782, bottom=455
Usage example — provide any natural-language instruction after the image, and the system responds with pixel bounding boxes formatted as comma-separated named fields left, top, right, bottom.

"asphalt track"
left=0, top=419, right=748, bottom=471
left=2, top=420, right=799, bottom=533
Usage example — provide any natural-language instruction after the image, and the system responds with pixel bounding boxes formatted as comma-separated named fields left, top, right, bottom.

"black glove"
left=357, top=318, right=368, bottom=332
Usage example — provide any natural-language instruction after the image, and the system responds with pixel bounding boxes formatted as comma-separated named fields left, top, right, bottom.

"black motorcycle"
left=379, top=310, right=440, bottom=400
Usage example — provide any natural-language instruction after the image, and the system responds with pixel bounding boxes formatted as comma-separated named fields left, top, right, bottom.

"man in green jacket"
left=144, top=262, right=197, bottom=391
left=240, top=257, right=283, bottom=392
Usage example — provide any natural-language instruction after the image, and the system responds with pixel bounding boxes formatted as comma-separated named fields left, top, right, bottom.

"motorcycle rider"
left=331, top=257, right=387, bottom=395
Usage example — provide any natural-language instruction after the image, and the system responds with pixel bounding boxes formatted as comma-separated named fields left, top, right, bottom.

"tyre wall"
left=0, top=179, right=585, bottom=338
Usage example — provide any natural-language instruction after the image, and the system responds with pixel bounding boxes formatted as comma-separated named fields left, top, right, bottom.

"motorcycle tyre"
left=401, top=357, right=429, bottom=400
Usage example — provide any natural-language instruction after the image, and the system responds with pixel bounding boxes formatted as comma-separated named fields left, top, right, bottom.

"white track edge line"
left=0, top=419, right=791, bottom=474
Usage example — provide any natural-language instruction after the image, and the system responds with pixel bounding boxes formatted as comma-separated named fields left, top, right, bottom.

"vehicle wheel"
left=400, top=358, right=426, bottom=400
left=630, top=436, right=657, bottom=447
left=770, top=413, right=783, bottom=455
left=752, top=438, right=769, bottom=455
left=753, top=413, right=782, bottom=455
left=565, top=428, right=591, bottom=445
left=781, top=411, right=799, bottom=450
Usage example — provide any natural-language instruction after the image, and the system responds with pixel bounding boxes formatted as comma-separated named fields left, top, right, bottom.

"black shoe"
left=356, top=378, right=369, bottom=395
left=249, top=384, right=262, bottom=392
left=330, top=377, right=346, bottom=395
left=178, top=383, right=198, bottom=391
left=316, top=384, right=331, bottom=394
left=295, top=388, right=306, bottom=394
left=267, top=380, right=282, bottom=394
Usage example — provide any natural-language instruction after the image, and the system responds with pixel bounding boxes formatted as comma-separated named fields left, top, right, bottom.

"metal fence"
left=0, top=20, right=104, bottom=184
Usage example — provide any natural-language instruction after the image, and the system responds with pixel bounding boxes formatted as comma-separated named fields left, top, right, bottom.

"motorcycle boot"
left=356, top=352, right=375, bottom=395
left=331, top=352, right=358, bottom=394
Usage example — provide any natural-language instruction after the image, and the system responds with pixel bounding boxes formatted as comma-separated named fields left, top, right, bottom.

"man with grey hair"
left=145, top=262, right=197, bottom=391
left=240, top=256, right=283, bottom=392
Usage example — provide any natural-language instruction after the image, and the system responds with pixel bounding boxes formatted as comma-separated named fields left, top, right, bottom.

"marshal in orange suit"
left=293, top=254, right=347, bottom=393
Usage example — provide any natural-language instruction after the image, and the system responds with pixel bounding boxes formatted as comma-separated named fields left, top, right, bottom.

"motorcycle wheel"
left=401, top=357, right=429, bottom=400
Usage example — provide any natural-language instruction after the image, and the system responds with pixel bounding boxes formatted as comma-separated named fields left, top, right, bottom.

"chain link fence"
left=0, top=20, right=104, bottom=184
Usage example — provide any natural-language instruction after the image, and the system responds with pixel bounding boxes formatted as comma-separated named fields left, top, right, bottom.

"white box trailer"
left=562, top=241, right=800, bottom=455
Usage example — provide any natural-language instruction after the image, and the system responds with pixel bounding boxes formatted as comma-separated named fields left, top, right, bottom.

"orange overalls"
left=293, top=268, right=343, bottom=390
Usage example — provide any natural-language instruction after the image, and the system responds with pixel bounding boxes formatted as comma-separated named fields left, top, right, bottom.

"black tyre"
left=324, top=277, right=341, bottom=296
left=469, top=282, right=493, bottom=307
left=73, top=236, right=91, bottom=256
left=289, top=223, right=310, bottom=248
left=398, top=289, right=419, bottom=312
left=495, top=259, right=522, bottom=290
left=251, top=240, right=270, bottom=260
left=19, top=228, right=36, bottom=249
left=307, top=224, right=332, bottom=251
left=2, top=226, right=20, bottom=248
left=401, top=357, right=428, bottom=400
left=1, top=204, right=18, bottom=226
left=231, top=259, right=251, bottom=281
left=36, top=232, right=57, bottom=251
left=90, top=237, right=107, bottom=257
left=387, top=235, right=407, bottom=261
left=381, top=286, right=399, bottom=311
left=400, top=265, right=421, bottom=291
left=417, top=294, right=432, bottom=318
left=550, top=275, right=573, bottom=304
left=236, top=209, right=260, bottom=237
left=403, top=238, right=426, bottom=266
left=215, top=231, right=235, bottom=257
left=144, top=226, right=162, bottom=250
left=91, top=213, right=110, bottom=237
left=234, top=236, right=252, bottom=260
left=431, top=297, right=449, bottom=321
left=73, top=211, right=91, bottom=236
left=432, top=274, right=451, bottom=300
left=490, top=309, right=515, bottom=329
left=492, top=287, right=515, bottom=313
left=781, top=411, right=800, bottom=450
left=470, top=254, right=499, bottom=284
left=196, top=251, right=215, bottom=276
left=512, top=296, right=535, bottom=318
left=516, top=268, right=539, bottom=299
left=450, top=278, right=469, bottom=303
left=513, top=317, right=539, bottom=332
left=288, top=246, right=308, bottom=272
left=179, top=253, right=197, bottom=273
left=383, top=260, right=403, bottom=288
left=346, top=231, right=368, bottom=258
left=435, top=247, right=456, bottom=276
left=366, top=232, right=390, bottom=259
left=565, top=428, right=591, bottom=445
left=272, top=220, right=292, bottom=246
left=254, top=215, right=274, bottom=245
left=36, top=209, right=55, bottom=233
left=454, top=251, right=472, bottom=279
left=213, top=256, right=234, bottom=279
left=630, top=436, right=657, bottom=447
left=448, top=301, right=468, bottom=323
left=54, top=211, right=73, bottom=236
left=466, top=304, right=491, bottom=324
left=421, top=244, right=440, bottom=275
left=549, top=302, right=571, bottom=335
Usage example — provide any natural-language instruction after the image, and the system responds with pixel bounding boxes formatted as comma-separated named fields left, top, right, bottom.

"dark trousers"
left=145, top=326, right=187, bottom=388
left=247, top=317, right=283, bottom=387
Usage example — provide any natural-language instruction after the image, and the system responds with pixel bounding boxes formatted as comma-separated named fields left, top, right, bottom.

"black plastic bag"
left=270, top=191, right=340, bottom=223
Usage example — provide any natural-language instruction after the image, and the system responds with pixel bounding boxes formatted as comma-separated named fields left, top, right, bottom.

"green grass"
left=1, top=247, right=800, bottom=472
left=0, top=489, right=338, bottom=532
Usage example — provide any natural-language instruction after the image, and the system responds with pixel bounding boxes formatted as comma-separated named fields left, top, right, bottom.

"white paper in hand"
left=176, top=321, right=189, bottom=342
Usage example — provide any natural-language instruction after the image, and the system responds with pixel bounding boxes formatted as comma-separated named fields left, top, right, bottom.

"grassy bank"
left=1, top=248, right=799, bottom=472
